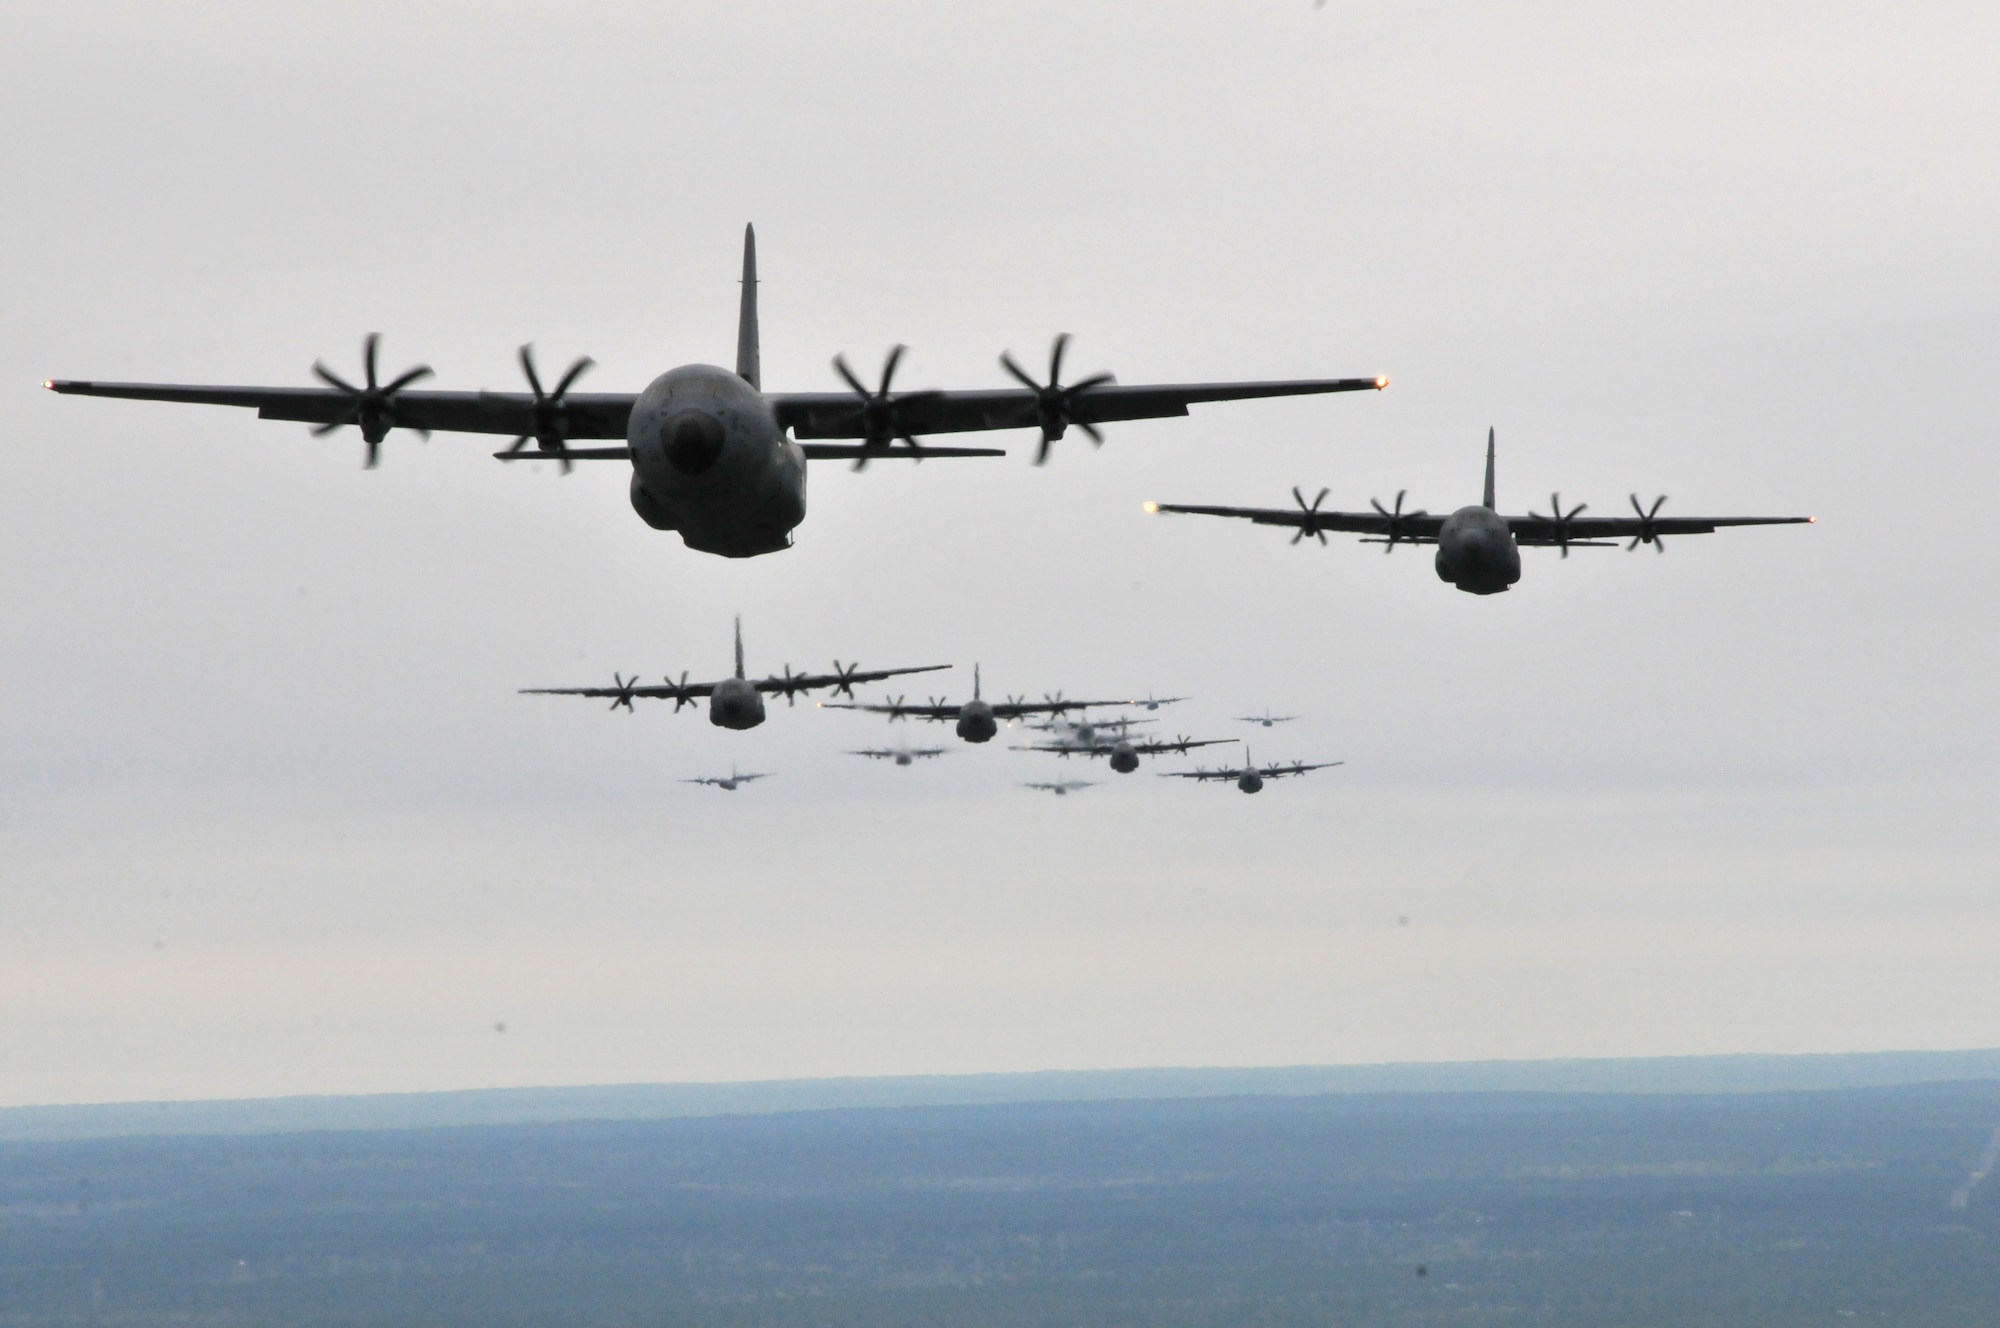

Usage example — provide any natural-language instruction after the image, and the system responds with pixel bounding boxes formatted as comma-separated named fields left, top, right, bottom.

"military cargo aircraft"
left=820, top=666, right=1137, bottom=744
left=521, top=617, right=946, bottom=731
left=1148, top=429, right=1812, bottom=594
left=1024, top=713, right=1156, bottom=744
left=1016, top=732, right=1237, bottom=774
left=847, top=742, right=949, bottom=767
left=1236, top=710, right=1298, bottom=728
left=1023, top=780, right=1097, bottom=796
left=1161, top=752, right=1343, bottom=795
left=47, top=227, right=1386, bottom=558
left=682, top=766, right=773, bottom=791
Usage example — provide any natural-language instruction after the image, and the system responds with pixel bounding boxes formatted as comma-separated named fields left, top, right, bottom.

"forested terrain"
left=3, top=1083, right=1997, bottom=1327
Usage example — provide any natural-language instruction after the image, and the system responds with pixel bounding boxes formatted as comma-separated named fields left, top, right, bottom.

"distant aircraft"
left=1025, top=713, right=1156, bottom=745
left=48, top=227, right=1386, bottom=558
left=1236, top=710, right=1298, bottom=728
left=1128, top=693, right=1188, bottom=712
left=1147, top=428, right=1813, bottom=594
left=1161, top=751, right=1343, bottom=794
left=847, top=742, right=949, bottom=767
left=521, top=617, right=946, bottom=731
left=1023, top=780, right=1097, bottom=796
left=681, top=766, right=773, bottom=791
left=1016, top=732, right=1238, bottom=774
left=821, top=666, right=1135, bottom=744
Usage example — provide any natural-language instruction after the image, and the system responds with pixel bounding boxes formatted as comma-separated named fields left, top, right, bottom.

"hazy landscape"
left=5, top=1078, right=1997, bottom=1327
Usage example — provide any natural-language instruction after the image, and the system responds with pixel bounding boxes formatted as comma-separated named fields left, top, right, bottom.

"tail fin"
left=733, top=615, right=745, bottom=679
left=1482, top=427, right=1497, bottom=510
left=736, top=224, right=761, bottom=390
left=973, top=663, right=982, bottom=701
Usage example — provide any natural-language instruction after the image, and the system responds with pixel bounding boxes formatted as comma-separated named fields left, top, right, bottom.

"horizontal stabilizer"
left=494, top=447, right=631, bottom=462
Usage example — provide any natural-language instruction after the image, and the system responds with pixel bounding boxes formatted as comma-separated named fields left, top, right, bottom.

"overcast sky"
left=3, top=0, right=1996, bottom=1107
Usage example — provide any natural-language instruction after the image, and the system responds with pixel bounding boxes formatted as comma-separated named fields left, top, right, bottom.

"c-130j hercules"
left=47, top=227, right=1387, bottom=559
left=1148, top=429, right=1812, bottom=595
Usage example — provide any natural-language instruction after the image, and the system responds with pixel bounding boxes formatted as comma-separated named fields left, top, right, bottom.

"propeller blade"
left=1000, top=351, right=1037, bottom=391
left=312, top=363, right=358, bottom=395
left=832, top=355, right=869, bottom=398
left=879, top=344, right=906, bottom=395
left=551, top=355, right=594, bottom=397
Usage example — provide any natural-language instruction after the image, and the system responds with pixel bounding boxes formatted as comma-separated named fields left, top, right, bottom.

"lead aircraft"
left=1148, top=429, right=1812, bottom=594
left=47, top=227, right=1386, bottom=559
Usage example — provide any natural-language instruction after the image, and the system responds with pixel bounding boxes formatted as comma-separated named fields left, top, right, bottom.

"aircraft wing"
left=817, top=698, right=958, bottom=721
left=756, top=664, right=950, bottom=695
left=1147, top=499, right=1448, bottom=542
left=1158, top=768, right=1238, bottom=780
left=773, top=377, right=1386, bottom=440
left=1260, top=760, right=1344, bottom=777
left=521, top=678, right=717, bottom=702
left=1131, top=737, right=1239, bottom=757
left=47, top=381, right=636, bottom=439
left=997, top=699, right=1136, bottom=720
left=1507, top=510, right=1814, bottom=545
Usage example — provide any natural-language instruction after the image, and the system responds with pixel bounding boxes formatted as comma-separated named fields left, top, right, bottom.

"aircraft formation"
left=45, top=224, right=1814, bottom=795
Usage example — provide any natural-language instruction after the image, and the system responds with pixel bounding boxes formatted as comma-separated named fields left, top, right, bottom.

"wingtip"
left=1374, top=376, right=1389, bottom=390
left=1143, top=500, right=1160, bottom=514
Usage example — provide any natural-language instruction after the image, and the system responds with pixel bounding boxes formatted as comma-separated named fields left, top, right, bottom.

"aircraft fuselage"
left=628, top=365, right=806, bottom=558
left=1109, top=742, right=1140, bottom=773
left=956, top=701, right=998, bottom=743
left=1434, top=505, right=1522, bottom=595
left=1237, top=771, right=1264, bottom=794
left=709, top=676, right=768, bottom=730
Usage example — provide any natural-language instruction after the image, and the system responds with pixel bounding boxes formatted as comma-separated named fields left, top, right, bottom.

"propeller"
left=1291, top=486, right=1332, bottom=545
left=1528, top=492, right=1589, bottom=558
left=664, top=671, right=695, bottom=712
left=771, top=664, right=809, bottom=707
left=1368, top=490, right=1429, bottom=553
left=1042, top=690, right=1071, bottom=715
left=608, top=673, right=640, bottom=713
left=884, top=694, right=908, bottom=720
left=831, top=345, right=939, bottom=468
left=311, top=333, right=434, bottom=468
left=502, top=344, right=594, bottom=474
left=1627, top=494, right=1670, bottom=552
left=1000, top=333, right=1116, bottom=465
left=1169, top=734, right=1197, bottom=755
left=825, top=661, right=868, bottom=700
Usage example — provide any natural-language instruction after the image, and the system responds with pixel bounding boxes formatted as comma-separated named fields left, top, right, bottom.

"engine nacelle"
left=628, top=364, right=805, bottom=558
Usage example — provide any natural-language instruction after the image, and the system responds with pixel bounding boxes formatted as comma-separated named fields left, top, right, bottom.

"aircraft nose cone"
left=662, top=410, right=725, bottom=474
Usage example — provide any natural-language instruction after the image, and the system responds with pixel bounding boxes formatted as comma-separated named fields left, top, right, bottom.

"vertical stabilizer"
left=973, top=664, right=982, bottom=701
left=1482, top=427, right=1497, bottom=510
left=736, top=224, right=761, bottom=390
left=734, top=615, right=745, bottom=679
